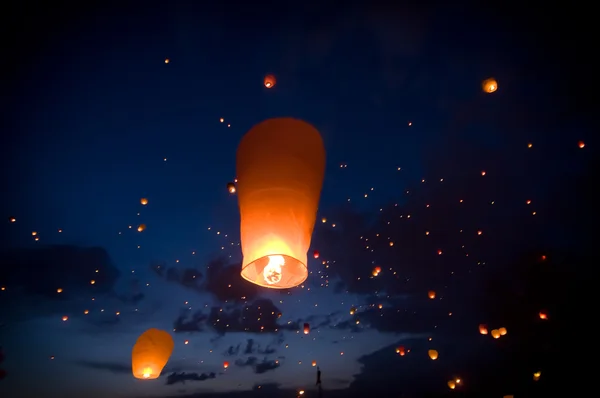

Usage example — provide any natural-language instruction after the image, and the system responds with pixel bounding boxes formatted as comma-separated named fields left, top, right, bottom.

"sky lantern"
left=236, top=118, right=326, bottom=289
left=428, top=349, right=438, bottom=360
left=264, top=74, right=276, bottom=88
left=533, top=371, right=541, bottom=381
left=303, top=323, right=310, bottom=334
left=137, top=224, right=146, bottom=232
left=227, top=182, right=236, bottom=194
left=396, top=346, right=405, bottom=356
left=223, top=361, right=229, bottom=369
left=578, top=141, right=585, bottom=148
left=499, top=327, right=507, bottom=336
left=428, top=290, right=436, bottom=299
left=131, top=328, right=174, bottom=380
left=312, top=360, right=317, bottom=366
left=539, top=311, right=548, bottom=320
left=313, top=250, right=320, bottom=259
left=140, top=198, right=148, bottom=205
left=448, top=380, right=456, bottom=389
left=479, top=324, right=488, bottom=334
left=491, top=329, right=501, bottom=339
left=350, top=306, right=356, bottom=315
left=482, top=78, right=498, bottom=93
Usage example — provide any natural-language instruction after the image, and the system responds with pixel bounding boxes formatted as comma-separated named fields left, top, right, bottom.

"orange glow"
left=578, top=141, right=585, bottom=148
left=227, top=182, right=236, bottom=194
left=303, top=323, right=310, bottom=334
left=428, top=290, right=436, bottom=299
left=313, top=250, right=320, bottom=259
left=223, top=361, right=229, bottom=369
left=396, top=346, right=405, bottom=356
left=482, top=78, right=498, bottom=93
left=140, top=198, right=148, bottom=205
left=479, top=324, right=488, bottom=334
left=264, top=74, right=276, bottom=88
left=428, top=349, right=438, bottom=360
left=539, top=311, right=548, bottom=320
left=137, top=224, right=146, bottom=232
left=132, top=328, right=174, bottom=380
left=499, top=327, right=507, bottom=336
left=236, top=118, right=326, bottom=288
left=491, top=329, right=501, bottom=339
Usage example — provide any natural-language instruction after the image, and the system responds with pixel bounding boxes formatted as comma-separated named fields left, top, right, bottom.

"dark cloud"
left=234, top=356, right=280, bottom=374
left=224, top=339, right=276, bottom=357
left=0, top=245, right=125, bottom=321
left=174, top=298, right=298, bottom=335
left=165, top=371, right=216, bottom=386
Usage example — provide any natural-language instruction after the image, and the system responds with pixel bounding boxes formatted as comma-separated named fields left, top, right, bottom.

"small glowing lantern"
left=140, top=198, right=148, bottom=205
left=137, top=224, right=146, bottom=232
left=448, top=380, right=456, bottom=389
left=303, top=323, right=310, bottom=334
left=264, top=74, right=276, bottom=88
left=499, top=327, right=507, bottom=336
left=350, top=306, right=356, bottom=315
left=533, top=371, right=541, bottom=381
left=482, top=78, right=498, bottom=93
left=312, top=360, right=317, bottom=366
left=539, top=311, right=548, bottom=320
left=491, top=329, right=501, bottom=339
left=223, top=361, right=229, bottom=369
left=313, top=250, right=319, bottom=259
left=428, top=290, right=436, bottom=299
left=479, top=324, right=488, bottom=335
left=236, top=118, right=326, bottom=288
left=131, top=328, right=174, bottom=380
left=227, top=182, right=236, bottom=194
left=428, top=349, right=438, bottom=360
left=396, top=346, right=405, bottom=356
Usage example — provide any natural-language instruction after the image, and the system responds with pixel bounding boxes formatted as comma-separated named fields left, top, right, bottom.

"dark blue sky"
left=0, top=2, right=594, bottom=398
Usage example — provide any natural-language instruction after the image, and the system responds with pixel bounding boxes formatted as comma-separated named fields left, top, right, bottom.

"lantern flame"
left=263, top=255, right=285, bottom=285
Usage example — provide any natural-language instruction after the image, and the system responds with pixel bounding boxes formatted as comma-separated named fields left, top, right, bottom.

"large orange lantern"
left=132, top=328, right=174, bottom=379
left=236, top=118, right=326, bottom=289
left=264, top=74, right=276, bottom=88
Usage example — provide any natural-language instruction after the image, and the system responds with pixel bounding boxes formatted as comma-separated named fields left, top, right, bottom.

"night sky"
left=0, top=2, right=595, bottom=398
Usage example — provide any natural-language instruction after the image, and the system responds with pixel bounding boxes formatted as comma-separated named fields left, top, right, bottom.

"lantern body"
left=236, top=118, right=326, bottom=289
left=428, top=290, right=436, bottom=299
left=140, top=198, right=148, bottom=205
left=303, top=322, right=310, bottom=334
left=264, top=75, right=276, bottom=88
left=227, top=182, right=236, bottom=194
left=479, top=324, right=488, bottom=334
left=428, top=349, right=438, bottom=360
left=132, top=328, right=174, bottom=380
left=482, top=78, right=498, bottom=93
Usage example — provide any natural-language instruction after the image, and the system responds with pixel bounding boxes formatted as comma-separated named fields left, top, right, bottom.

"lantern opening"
left=241, top=254, right=307, bottom=288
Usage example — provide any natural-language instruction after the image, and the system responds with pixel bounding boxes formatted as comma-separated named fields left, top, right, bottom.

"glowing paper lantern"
left=140, top=198, right=148, bottom=205
left=428, top=290, right=436, bottom=299
left=313, top=250, right=320, bottom=259
left=482, top=78, right=498, bottom=93
left=223, top=361, right=229, bottom=369
left=491, top=329, right=501, bottom=339
left=303, top=323, right=310, bottom=334
left=132, top=328, right=174, bottom=379
left=448, top=380, right=456, bottom=389
left=227, top=182, right=236, bottom=194
left=264, top=74, right=276, bottom=88
left=236, top=118, right=326, bottom=288
left=137, top=224, right=146, bottom=232
left=428, top=349, right=438, bottom=360
left=479, top=324, right=488, bottom=335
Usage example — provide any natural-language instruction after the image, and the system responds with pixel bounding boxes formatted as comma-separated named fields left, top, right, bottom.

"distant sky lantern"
left=321, top=217, right=327, bottom=223
left=313, top=250, right=319, bottom=259
left=164, top=58, right=169, bottom=64
left=428, top=349, right=438, bottom=360
left=396, top=346, right=405, bottom=356
left=498, top=327, right=507, bottom=336
left=264, top=74, right=276, bottom=88
left=350, top=306, right=356, bottom=315
left=539, top=311, right=548, bottom=320
left=479, top=324, right=488, bottom=335
left=312, top=360, right=317, bottom=366
left=491, top=329, right=501, bottom=339
left=578, top=140, right=585, bottom=148
left=227, top=182, right=236, bottom=194
left=482, top=78, right=498, bottom=93
left=303, top=323, right=310, bottom=334
left=533, top=371, right=541, bottom=381
left=428, top=290, right=436, bottom=299
left=131, top=328, right=174, bottom=380
left=9, top=217, right=15, bottom=223
left=448, top=380, right=456, bottom=389
left=140, top=198, right=148, bottom=205
left=137, top=224, right=146, bottom=232
left=236, top=118, right=326, bottom=289
left=223, top=361, right=229, bottom=369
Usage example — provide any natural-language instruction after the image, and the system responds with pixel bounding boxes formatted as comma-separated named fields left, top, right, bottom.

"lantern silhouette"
left=303, top=323, right=310, bottom=334
left=131, top=328, right=174, bottom=379
left=264, top=74, right=276, bottom=88
left=236, top=118, right=326, bottom=289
